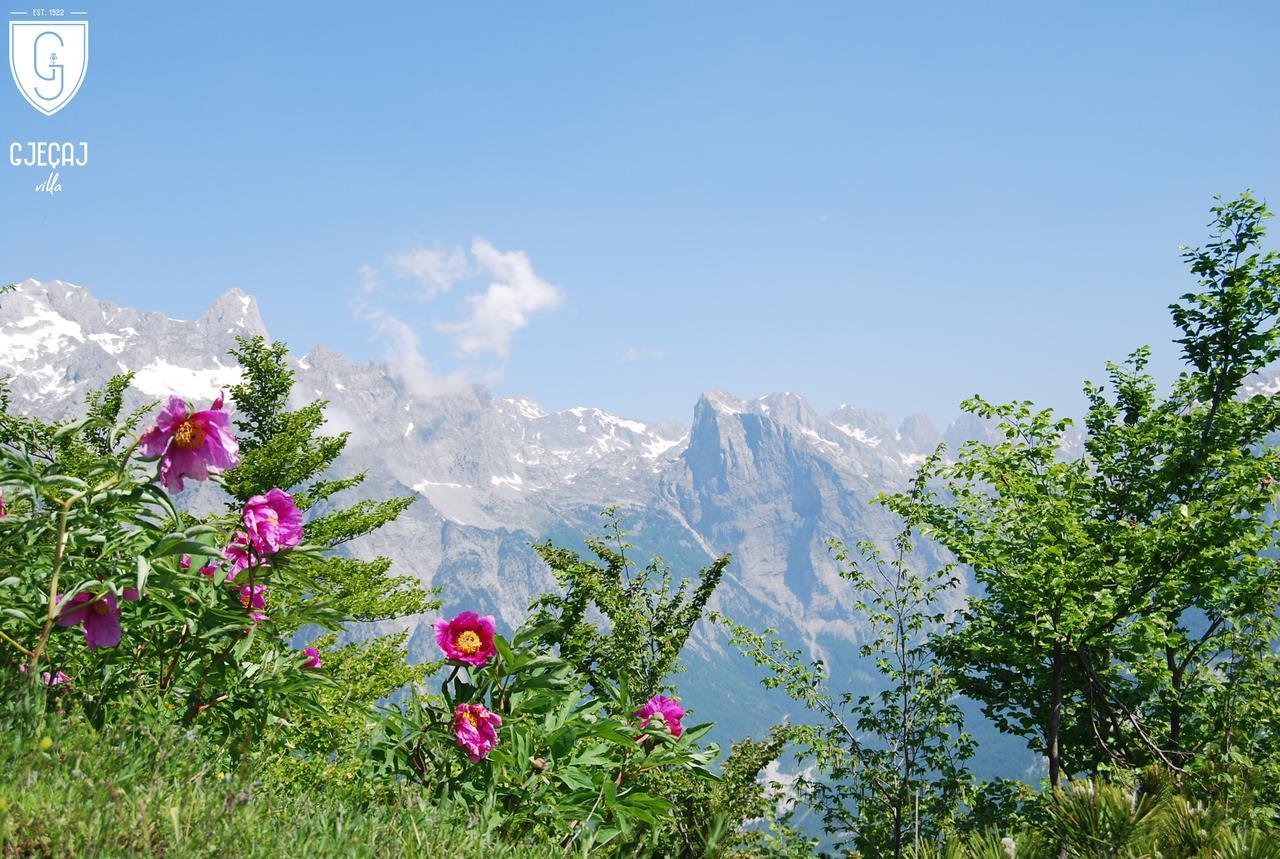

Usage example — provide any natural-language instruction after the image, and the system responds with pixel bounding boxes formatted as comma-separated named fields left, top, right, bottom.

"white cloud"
left=353, top=290, right=479, bottom=399
left=354, top=238, right=562, bottom=397
left=437, top=239, right=565, bottom=359
left=358, top=263, right=379, bottom=295
left=618, top=343, right=664, bottom=362
left=383, top=315, right=490, bottom=398
left=389, top=246, right=471, bottom=298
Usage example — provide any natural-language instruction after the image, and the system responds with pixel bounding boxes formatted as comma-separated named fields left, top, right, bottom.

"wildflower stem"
left=0, top=627, right=32, bottom=657
left=160, top=625, right=189, bottom=693
left=113, top=434, right=143, bottom=476
left=28, top=500, right=74, bottom=671
left=25, top=466, right=129, bottom=672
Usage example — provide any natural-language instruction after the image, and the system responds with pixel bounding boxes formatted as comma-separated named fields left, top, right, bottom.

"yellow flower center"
left=461, top=710, right=479, bottom=728
left=454, top=630, right=482, bottom=655
left=172, top=420, right=205, bottom=449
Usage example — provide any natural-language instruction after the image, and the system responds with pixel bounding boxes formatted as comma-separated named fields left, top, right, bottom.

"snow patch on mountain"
left=835, top=424, right=882, bottom=447
left=0, top=304, right=85, bottom=362
left=132, top=358, right=242, bottom=400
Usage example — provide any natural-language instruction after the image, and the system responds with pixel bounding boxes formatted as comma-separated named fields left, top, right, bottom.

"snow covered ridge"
left=0, top=278, right=983, bottom=496
left=0, top=279, right=265, bottom=409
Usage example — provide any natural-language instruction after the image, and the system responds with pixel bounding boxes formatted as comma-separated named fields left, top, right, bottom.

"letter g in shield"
left=10, top=21, right=88, bottom=116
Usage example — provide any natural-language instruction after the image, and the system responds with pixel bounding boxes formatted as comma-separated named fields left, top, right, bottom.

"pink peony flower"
left=241, top=488, right=303, bottom=554
left=634, top=694, right=686, bottom=740
left=138, top=393, right=239, bottom=494
left=55, top=588, right=139, bottom=652
left=180, top=554, right=192, bottom=570
left=434, top=611, right=497, bottom=666
left=222, top=532, right=268, bottom=580
left=238, top=583, right=267, bottom=609
left=302, top=646, right=322, bottom=669
left=198, top=563, right=219, bottom=578
left=0, top=488, right=6, bottom=517
left=453, top=703, right=502, bottom=762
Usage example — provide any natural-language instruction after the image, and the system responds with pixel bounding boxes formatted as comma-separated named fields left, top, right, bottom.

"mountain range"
left=0, top=278, right=1021, bottom=770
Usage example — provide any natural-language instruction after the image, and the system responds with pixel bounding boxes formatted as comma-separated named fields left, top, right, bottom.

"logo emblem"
left=9, top=21, right=88, bottom=116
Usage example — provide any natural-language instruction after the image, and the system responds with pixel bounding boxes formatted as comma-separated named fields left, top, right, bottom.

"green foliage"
left=524, top=510, right=800, bottom=854
left=367, top=620, right=721, bottom=853
left=365, top=511, right=796, bottom=856
left=902, top=194, right=1280, bottom=818
left=0, top=403, right=337, bottom=744
left=930, top=779, right=1278, bottom=859
left=223, top=337, right=346, bottom=501
left=214, top=335, right=437, bottom=766
left=896, top=393, right=1102, bottom=788
left=530, top=506, right=729, bottom=700
left=225, top=334, right=434, bottom=625
left=961, top=778, right=1046, bottom=837
left=0, top=333, right=432, bottom=773
left=645, top=725, right=797, bottom=858
left=273, top=630, right=425, bottom=784
left=1045, top=779, right=1164, bottom=855
left=0, top=371, right=150, bottom=481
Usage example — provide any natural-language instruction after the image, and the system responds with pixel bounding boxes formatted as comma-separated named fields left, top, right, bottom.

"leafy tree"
left=894, top=395, right=1102, bottom=790
left=907, top=193, right=1280, bottom=812
left=722, top=460, right=973, bottom=858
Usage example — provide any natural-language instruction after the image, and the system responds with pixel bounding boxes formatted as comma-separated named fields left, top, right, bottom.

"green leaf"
left=135, top=555, right=151, bottom=593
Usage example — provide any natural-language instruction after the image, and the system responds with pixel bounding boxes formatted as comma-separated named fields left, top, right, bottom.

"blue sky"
left=3, top=1, right=1277, bottom=426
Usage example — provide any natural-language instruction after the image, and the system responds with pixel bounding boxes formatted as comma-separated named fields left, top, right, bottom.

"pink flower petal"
left=83, top=603, right=122, bottom=651
left=434, top=611, right=498, bottom=666
left=54, top=592, right=93, bottom=627
left=635, top=694, right=687, bottom=740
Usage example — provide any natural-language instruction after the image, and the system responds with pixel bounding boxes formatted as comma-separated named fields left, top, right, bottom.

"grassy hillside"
left=0, top=719, right=557, bottom=859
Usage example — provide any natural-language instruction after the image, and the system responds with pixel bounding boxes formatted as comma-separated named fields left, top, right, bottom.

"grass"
left=0, top=717, right=558, bottom=858
left=12, top=715, right=1277, bottom=858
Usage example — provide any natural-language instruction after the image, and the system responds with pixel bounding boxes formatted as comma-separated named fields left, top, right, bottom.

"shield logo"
left=9, top=21, right=88, bottom=116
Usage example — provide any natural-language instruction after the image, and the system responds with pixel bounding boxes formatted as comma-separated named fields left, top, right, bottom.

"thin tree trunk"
left=1048, top=643, right=1064, bottom=789
left=1166, top=642, right=1184, bottom=767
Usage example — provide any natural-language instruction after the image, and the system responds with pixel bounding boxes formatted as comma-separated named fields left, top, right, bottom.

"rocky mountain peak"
left=898, top=412, right=942, bottom=451
left=199, top=288, right=268, bottom=340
